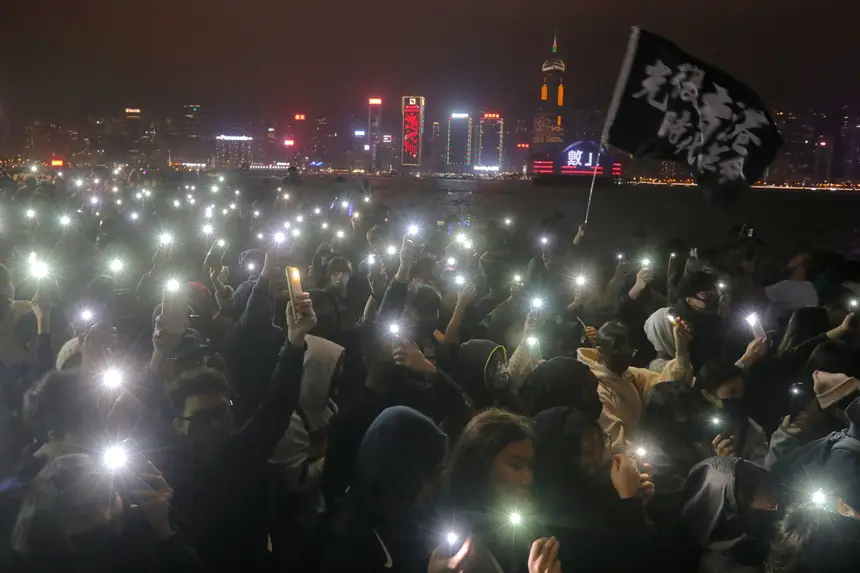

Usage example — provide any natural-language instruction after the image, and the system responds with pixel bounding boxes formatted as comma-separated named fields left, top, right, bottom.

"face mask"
left=694, top=294, right=720, bottom=313
left=743, top=507, right=782, bottom=540
left=487, top=359, right=509, bottom=390
left=721, top=397, right=747, bottom=423
left=69, top=518, right=123, bottom=554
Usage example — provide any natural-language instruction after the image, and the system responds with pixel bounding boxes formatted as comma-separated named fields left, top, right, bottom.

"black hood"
left=679, top=457, right=778, bottom=564
left=523, top=357, right=602, bottom=420
left=456, top=339, right=505, bottom=409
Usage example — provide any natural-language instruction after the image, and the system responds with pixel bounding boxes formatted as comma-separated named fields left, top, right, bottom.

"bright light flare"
left=641, top=258, right=651, bottom=268
left=446, top=532, right=459, bottom=545
left=159, top=233, right=174, bottom=246
left=446, top=257, right=456, bottom=267
left=454, top=275, right=465, bottom=286
left=635, top=447, right=647, bottom=458
left=80, top=309, right=94, bottom=322
left=274, top=232, right=285, bottom=244
left=30, top=260, right=49, bottom=279
left=386, top=245, right=397, bottom=256
left=201, top=224, right=214, bottom=235
left=745, top=313, right=759, bottom=327
left=25, top=209, right=36, bottom=219
left=531, top=297, right=543, bottom=309
left=508, top=512, right=522, bottom=525
left=812, top=489, right=827, bottom=506
left=407, top=224, right=419, bottom=236
left=165, top=279, right=180, bottom=293
left=59, top=214, right=71, bottom=227
left=103, top=446, right=127, bottom=471
left=540, top=236, right=549, bottom=245
left=102, top=368, right=122, bottom=389
left=389, top=323, right=400, bottom=335
left=575, top=275, right=587, bottom=287
left=526, top=336, right=538, bottom=347
left=109, top=259, right=124, bottom=273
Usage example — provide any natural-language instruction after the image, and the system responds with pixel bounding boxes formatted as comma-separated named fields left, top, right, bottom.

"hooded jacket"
left=576, top=346, right=692, bottom=448
left=644, top=307, right=693, bottom=384
left=677, top=457, right=777, bottom=573
left=317, top=406, right=447, bottom=573
left=269, top=335, right=344, bottom=492
left=455, top=339, right=510, bottom=410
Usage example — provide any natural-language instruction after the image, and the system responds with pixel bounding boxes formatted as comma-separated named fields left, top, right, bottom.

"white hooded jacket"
left=269, top=334, right=344, bottom=491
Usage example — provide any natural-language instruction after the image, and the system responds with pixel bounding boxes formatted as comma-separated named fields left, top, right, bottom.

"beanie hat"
left=813, top=370, right=860, bottom=410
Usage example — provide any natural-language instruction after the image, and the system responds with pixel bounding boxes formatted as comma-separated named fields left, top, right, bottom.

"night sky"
left=1, top=0, right=858, bottom=124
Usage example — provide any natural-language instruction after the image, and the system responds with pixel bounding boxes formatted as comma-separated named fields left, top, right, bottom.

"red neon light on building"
left=368, top=98, right=383, bottom=105
left=483, top=113, right=500, bottom=119
left=50, top=159, right=64, bottom=167
left=284, top=139, right=295, bottom=146
left=402, top=104, right=421, bottom=163
left=294, top=114, right=306, bottom=121
left=516, top=143, right=530, bottom=149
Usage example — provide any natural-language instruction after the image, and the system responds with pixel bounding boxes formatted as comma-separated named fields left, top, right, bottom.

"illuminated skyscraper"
left=215, top=135, right=253, bottom=167
left=401, top=96, right=425, bottom=167
left=446, top=113, right=473, bottom=172
left=532, top=32, right=565, bottom=172
left=183, top=105, right=202, bottom=137
left=475, top=113, right=504, bottom=171
left=368, top=98, right=383, bottom=170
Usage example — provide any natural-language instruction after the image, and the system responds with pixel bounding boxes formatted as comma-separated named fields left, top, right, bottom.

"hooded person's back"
left=770, top=395, right=860, bottom=511
left=316, top=406, right=447, bottom=573
left=676, top=457, right=779, bottom=573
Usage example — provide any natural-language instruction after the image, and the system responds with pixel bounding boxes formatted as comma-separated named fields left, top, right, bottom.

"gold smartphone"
left=286, top=266, right=303, bottom=320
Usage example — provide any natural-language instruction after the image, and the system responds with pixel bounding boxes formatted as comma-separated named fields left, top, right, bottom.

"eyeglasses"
left=177, top=401, right=232, bottom=426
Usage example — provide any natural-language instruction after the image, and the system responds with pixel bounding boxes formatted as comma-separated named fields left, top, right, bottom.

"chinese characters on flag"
left=603, top=28, right=782, bottom=185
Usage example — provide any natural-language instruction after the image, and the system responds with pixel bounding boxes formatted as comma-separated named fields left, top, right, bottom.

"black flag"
left=602, top=28, right=783, bottom=187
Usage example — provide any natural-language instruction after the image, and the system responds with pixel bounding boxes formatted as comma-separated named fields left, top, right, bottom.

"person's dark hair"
left=696, top=360, right=743, bottom=395
left=524, top=358, right=601, bottom=419
left=778, top=307, right=829, bottom=361
left=596, top=321, right=630, bottom=356
left=23, top=371, right=97, bottom=440
left=642, top=381, right=708, bottom=437
left=405, top=283, right=442, bottom=316
left=766, top=504, right=860, bottom=573
left=805, top=340, right=860, bottom=380
left=445, top=409, right=533, bottom=510
left=408, top=257, right=438, bottom=285
left=167, top=367, right=229, bottom=415
left=11, top=454, right=115, bottom=555
left=326, top=256, right=353, bottom=277
left=677, top=270, right=718, bottom=299
left=365, top=224, right=387, bottom=245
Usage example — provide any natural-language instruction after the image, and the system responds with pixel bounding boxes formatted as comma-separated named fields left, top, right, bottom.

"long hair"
left=445, top=409, right=533, bottom=512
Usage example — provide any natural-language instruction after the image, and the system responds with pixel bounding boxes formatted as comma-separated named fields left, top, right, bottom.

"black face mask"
left=743, top=507, right=782, bottom=541
left=69, top=518, right=123, bottom=554
left=694, top=294, right=720, bottom=314
left=721, top=397, right=747, bottom=424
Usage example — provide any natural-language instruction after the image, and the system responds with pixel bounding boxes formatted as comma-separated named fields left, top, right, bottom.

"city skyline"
left=1, top=1, right=859, bottom=123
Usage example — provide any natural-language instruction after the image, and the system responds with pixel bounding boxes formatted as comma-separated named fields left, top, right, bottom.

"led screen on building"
left=401, top=96, right=425, bottom=167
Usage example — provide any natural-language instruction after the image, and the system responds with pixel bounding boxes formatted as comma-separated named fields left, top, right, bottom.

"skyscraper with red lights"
left=532, top=32, right=566, bottom=173
left=401, top=96, right=425, bottom=167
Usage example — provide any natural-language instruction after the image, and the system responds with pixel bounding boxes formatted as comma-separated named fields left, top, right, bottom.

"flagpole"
left=584, top=144, right=602, bottom=223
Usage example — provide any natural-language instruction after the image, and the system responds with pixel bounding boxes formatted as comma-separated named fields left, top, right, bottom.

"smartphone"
left=747, top=313, right=767, bottom=340
left=286, top=266, right=303, bottom=320
left=789, top=383, right=809, bottom=421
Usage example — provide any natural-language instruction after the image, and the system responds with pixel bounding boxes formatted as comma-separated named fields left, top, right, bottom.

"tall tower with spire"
left=531, top=31, right=566, bottom=172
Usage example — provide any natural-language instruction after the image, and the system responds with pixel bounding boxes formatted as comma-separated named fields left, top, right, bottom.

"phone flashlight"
left=202, top=224, right=214, bottom=235
left=531, top=297, right=543, bottom=309
left=635, top=447, right=648, bottom=459
left=710, top=416, right=722, bottom=428
left=292, top=229, right=301, bottom=238
left=173, top=200, right=181, bottom=208
left=74, top=179, right=84, bottom=187
left=159, top=233, right=174, bottom=247
left=165, top=279, right=180, bottom=293
left=641, top=258, right=651, bottom=268
left=229, top=203, right=236, bottom=211
left=221, top=209, right=228, bottom=216
left=812, top=489, right=827, bottom=506
left=353, top=211, right=360, bottom=219
left=526, top=336, right=539, bottom=347
left=59, top=214, right=71, bottom=227
left=407, top=224, right=419, bottom=236
left=321, top=222, right=329, bottom=230
left=389, top=323, right=401, bottom=335
left=386, top=245, right=397, bottom=256
left=247, top=263, right=256, bottom=271
left=364, top=196, right=371, bottom=203
left=540, top=236, right=549, bottom=245
left=446, top=532, right=459, bottom=545
left=368, top=254, right=377, bottom=266
left=130, top=212, right=139, bottom=221
left=80, top=309, right=94, bottom=323
left=746, top=312, right=767, bottom=339
left=455, top=233, right=467, bottom=245
left=670, top=252, right=676, bottom=258
left=575, top=275, right=587, bottom=287
left=274, top=232, right=285, bottom=244
left=446, top=257, right=457, bottom=267
left=462, top=240, right=473, bottom=250
left=717, top=281, right=726, bottom=290
left=253, top=210, right=260, bottom=218
left=616, top=253, right=624, bottom=261
left=336, top=230, right=345, bottom=239
left=102, top=368, right=122, bottom=389
left=296, top=215, right=305, bottom=223
left=745, top=313, right=759, bottom=327
left=216, top=239, right=226, bottom=248
left=218, top=176, right=225, bottom=183
left=211, top=185, right=219, bottom=193
left=508, top=512, right=522, bottom=525
left=26, top=209, right=36, bottom=219
left=513, top=274, right=523, bottom=283
left=103, top=446, right=128, bottom=471
left=109, top=259, right=124, bottom=273
left=850, top=299, right=858, bottom=309
left=256, top=233, right=264, bottom=240
left=504, top=218, right=512, bottom=226
left=341, top=200, right=349, bottom=209
left=454, top=275, right=466, bottom=286
left=30, top=260, right=49, bottom=279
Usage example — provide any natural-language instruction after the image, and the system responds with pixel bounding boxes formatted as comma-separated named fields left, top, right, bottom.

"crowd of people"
left=0, top=166, right=860, bottom=572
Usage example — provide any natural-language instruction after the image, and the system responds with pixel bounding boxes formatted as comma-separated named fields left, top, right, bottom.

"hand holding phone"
left=286, top=267, right=304, bottom=321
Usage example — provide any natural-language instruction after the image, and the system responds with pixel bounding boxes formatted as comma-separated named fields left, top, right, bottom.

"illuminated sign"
left=451, top=113, right=469, bottom=119
left=309, top=161, right=323, bottom=167
left=555, top=140, right=620, bottom=177
left=474, top=165, right=500, bottom=172
left=125, top=108, right=141, bottom=114
left=368, top=98, right=383, bottom=105
left=50, top=159, right=64, bottom=167
left=382, top=134, right=393, bottom=143
left=401, top=96, right=425, bottom=167
left=516, top=143, right=530, bottom=149
left=294, top=114, right=306, bottom=121
left=483, top=113, right=500, bottom=119
left=216, top=135, right=253, bottom=141
left=268, top=127, right=275, bottom=132
left=284, top=139, right=295, bottom=146
left=363, top=144, right=371, bottom=151
left=354, top=130, right=366, bottom=137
